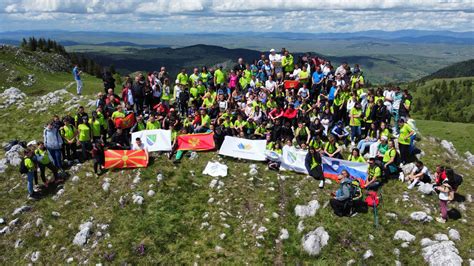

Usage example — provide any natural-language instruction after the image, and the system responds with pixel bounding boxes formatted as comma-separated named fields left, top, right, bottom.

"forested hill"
left=418, top=59, right=474, bottom=81
left=406, top=59, right=474, bottom=123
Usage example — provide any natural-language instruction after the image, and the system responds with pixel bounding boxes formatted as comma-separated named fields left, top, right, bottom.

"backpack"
left=19, top=159, right=28, bottom=174
left=365, top=191, right=380, bottom=207
left=343, top=179, right=362, bottom=201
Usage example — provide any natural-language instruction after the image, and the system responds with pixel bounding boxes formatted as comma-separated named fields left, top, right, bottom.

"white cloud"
left=0, top=0, right=472, bottom=32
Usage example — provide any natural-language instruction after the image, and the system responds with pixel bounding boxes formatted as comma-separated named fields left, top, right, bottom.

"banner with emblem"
left=104, top=149, right=149, bottom=169
left=131, top=129, right=172, bottom=152
left=219, top=136, right=266, bottom=161
left=280, top=146, right=368, bottom=184
left=177, top=133, right=215, bottom=151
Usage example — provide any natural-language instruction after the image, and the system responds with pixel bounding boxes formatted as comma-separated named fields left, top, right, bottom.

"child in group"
left=435, top=179, right=452, bottom=223
left=91, top=139, right=105, bottom=176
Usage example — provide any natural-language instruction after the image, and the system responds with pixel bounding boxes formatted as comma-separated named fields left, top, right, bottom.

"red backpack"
left=365, top=191, right=379, bottom=207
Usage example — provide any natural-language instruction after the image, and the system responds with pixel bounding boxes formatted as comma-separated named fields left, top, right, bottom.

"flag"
left=177, top=133, right=215, bottom=151
left=114, top=113, right=136, bottom=129
left=322, top=157, right=368, bottom=186
left=104, top=149, right=148, bottom=169
left=218, top=136, right=266, bottom=161
left=284, top=80, right=300, bottom=90
left=131, top=129, right=172, bottom=151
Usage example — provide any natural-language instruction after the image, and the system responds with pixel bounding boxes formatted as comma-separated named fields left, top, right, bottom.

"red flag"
left=177, top=133, right=215, bottom=151
left=284, top=80, right=300, bottom=90
left=114, top=113, right=136, bottom=129
left=104, top=149, right=148, bottom=169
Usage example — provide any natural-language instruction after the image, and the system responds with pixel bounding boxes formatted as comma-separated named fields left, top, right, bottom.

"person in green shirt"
left=177, top=68, right=189, bottom=87
left=23, top=148, right=38, bottom=200
left=347, top=148, right=366, bottom=163
left=146, top=116, right=161, bottom=130
left=77, top=117, right=92, bottom=162
left=383, top=139, right=398, bottom=176
left=89, top=111, right=102, bottom=141
left=35, top=141, right=59, bottom=187
left=398, top=118, right=415, bottom=164
left=189, top=68, right=200, bottom=85
left=111, top=105, right=125, bottom=120
left=254, top=121, right=267, bottom=139
left=349, top=102, right=362, bottom=146
left=214, top=65, right=226, bottom=85
left=199, top=66, right=212, bottom=87
left=366, top=158, right=381, bottom=190
left=195, top=109, right=211, bottom=133
left=60, top=118, right=78, bottom=160
left=282, top=50, right=294, bottom=74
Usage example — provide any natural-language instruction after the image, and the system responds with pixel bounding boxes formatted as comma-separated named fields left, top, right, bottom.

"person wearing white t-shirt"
left=291, top=64, right=301, bottom=79
left=269, top=48, right=282, bottom=73
left=335, top=75, right=346, bottom=88
left=298, top=85, right=310, bottom=101
left=265, top=76, right=277, bottom=94
left=132, top=138, right=147, bottom=152
left=407, top=161, right=432, bottom=189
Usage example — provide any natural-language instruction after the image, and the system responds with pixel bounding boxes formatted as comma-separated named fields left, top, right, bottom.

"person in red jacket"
left=268, top=107, right=284, bottom=122
left=283, top=103, right=298, bottom=126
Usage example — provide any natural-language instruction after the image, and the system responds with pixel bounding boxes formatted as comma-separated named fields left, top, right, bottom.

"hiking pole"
left=373, top=194, right=379, bottom=228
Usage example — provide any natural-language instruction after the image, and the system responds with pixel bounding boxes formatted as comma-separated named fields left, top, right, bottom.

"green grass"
left=415, top=119, right=474, bottom=154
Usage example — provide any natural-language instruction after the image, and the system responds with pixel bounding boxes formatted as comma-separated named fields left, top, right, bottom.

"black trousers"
left=36, top=162, right=58, bottom=184
left=330, top=198, right=351, bottom=217
left=309, top=165, right=324, bottom=181
left=399, top=143, right=411, bottom=164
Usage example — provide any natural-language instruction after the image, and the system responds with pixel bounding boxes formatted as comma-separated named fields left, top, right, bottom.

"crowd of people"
left=20, top=48, right=462, bottom=223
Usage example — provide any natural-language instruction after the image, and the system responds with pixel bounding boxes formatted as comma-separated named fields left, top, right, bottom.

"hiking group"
left=19, top=48, right=462, bottom=223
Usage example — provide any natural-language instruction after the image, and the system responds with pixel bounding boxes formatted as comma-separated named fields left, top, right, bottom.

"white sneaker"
left=435, top=217, right=446, bottom=223
left=399, top=172, right=405, bottom=182
left=319, top=180, right=325, bottom=189
left=407, top=180, right=418, bottom=190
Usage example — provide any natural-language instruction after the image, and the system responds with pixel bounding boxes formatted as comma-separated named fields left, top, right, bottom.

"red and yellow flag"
left=104, top=149, right=148, bottom=169
left=114, top=113, right=136, bottom=129
left=177, top=133, right=215, bottom=151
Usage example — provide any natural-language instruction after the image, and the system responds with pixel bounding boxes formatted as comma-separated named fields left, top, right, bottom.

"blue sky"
left=0, top=0, right=472, bottom=33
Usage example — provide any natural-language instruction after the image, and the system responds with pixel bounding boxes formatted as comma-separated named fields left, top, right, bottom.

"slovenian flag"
left=322, top=157, right=368, bottom=186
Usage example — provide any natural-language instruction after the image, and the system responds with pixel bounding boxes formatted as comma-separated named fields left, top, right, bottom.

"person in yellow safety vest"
left=324, top=135, right=343, bottom=159
left=77, top=117, right=92, bottom=162
left=366, top=157, right=382, bottom=190
left=89, top=111, right=102, bottom=141
left=383, top=139, right=399, bottom=176
left=23, top=148, right=38, bottom=200
left=282, top=50, right=294, bottom=74
left=35, top=141, right=60, bottom=189
left=305, top=146, right=325, bottom=189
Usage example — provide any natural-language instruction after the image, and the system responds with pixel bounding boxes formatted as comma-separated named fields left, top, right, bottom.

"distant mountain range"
left=0, top=29, right=473, bottom=46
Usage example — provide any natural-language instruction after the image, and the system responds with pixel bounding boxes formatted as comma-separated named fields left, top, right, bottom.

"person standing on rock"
left=305, top=146, right=325, bottom=189
left=73, top=64, right=82, bottom=95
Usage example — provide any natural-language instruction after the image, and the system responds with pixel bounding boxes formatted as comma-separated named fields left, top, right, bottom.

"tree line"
left=409, top=79, right=473, bottom=123
left=19, top=37, right=115, bottom=80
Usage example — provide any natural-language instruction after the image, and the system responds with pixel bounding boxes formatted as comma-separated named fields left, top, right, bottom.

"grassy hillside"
left=0, top=47, right=473, bottom=264
left=419, top=59, right=474, bottom=81
left=416, top=119, right=474, bottom=154
left=408, top=77, right=474, bottom=123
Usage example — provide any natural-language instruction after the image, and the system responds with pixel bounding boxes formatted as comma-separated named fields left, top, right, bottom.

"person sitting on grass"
left=330, top=170, right=352, bottom=217
left=324, top=135, right=343, bottom=159
left=406, top=160, right=432, bottom=189
left=366, top=157, right=382, bottom=190
left=347, top=148, right=365, bottom=163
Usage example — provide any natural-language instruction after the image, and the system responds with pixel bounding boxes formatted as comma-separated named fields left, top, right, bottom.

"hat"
left=270, top=48, right=275, bottom=52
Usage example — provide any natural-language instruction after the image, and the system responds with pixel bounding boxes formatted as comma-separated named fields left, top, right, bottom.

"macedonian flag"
left=177, top=133, right=215, bottom=151
left=104, top=149, right=149, bottom=169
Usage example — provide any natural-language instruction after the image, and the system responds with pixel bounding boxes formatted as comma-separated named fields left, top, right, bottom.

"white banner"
left=280, top=145, right=309, bottom=174
left=131, top=129, right=172, bottom=152
left=219, top=136, right=267, bottom=161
